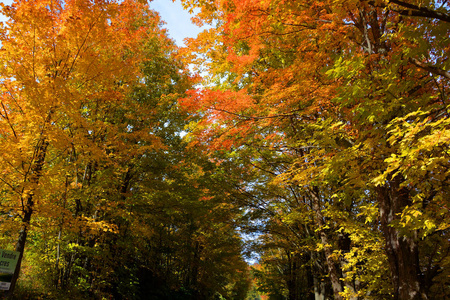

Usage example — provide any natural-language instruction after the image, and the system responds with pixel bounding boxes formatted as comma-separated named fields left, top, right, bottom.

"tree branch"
left=409, top=57, right=450, bottom=80
left=367, top=0, right=450, bottom=22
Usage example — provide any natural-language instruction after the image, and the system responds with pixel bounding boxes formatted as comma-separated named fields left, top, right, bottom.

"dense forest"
left=0, top=0, right=448, bottom=299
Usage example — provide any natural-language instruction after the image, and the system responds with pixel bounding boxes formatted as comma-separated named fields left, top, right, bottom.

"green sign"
left=0, top=249, right=19, bottom=291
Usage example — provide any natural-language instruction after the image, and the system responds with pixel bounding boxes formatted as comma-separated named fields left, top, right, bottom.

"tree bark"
left=309, top=251, right=326, bottom=300
left=286, top=251, right=298, bottom=300
left=377, top=177, right=428, bottom=300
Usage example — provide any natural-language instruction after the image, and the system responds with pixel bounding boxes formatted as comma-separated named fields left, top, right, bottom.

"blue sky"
left=150, top=0, right=205, bottom=46
left=0, top=0, right=203, bottom=46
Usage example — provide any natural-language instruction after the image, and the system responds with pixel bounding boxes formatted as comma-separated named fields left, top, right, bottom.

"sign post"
left=0, top=249, right=20, bottom=291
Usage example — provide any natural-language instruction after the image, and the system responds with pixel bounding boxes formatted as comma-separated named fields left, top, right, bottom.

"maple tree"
left=180, top=0, right=450, bottom=299
left=1, top=1, right=252, bottom=297
left=1, top=0, right=449, bottom=299
left=0, top=0, right=162, bottom=296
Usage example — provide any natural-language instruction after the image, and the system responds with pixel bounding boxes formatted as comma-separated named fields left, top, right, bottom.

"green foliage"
left=179, top=0, right=450, bottom=299
left=2, top=0, right=450, bottom=299
left=0, top=1, right=252, bottom=299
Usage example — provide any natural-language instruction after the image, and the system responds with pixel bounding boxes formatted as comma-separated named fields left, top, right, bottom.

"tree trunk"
left=313, top=274, right=325, bottom=300
left=377, top=177, right=428, bottom=300
left=309, top=251, right=326, bottom=300
left=3, top=140, right=48, bottom=299
left=3, top=209, right=31, bottom=299
left=309, top=188, right=343, bottom=300
left=286, top=251, right=298, bottom=300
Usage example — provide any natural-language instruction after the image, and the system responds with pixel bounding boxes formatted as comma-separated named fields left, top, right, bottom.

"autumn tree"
left=0, top=2, right=253, bottom=297
left=0, top=0, right=157, bottom=296
left=180, top=0, right=450, bottom=299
